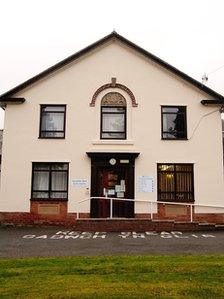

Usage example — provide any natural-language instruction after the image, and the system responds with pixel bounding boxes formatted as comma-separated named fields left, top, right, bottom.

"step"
left=75, top=219, right=219, bottom=232
left=1, top=218, right=222, bottom=231
left=75, top=218, right=173, bottom=232
left=215, top=224, right=224, bottom=230
left=198, top=223, right=216, bottom=231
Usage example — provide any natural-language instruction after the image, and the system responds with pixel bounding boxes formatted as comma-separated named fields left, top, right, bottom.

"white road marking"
left=92, top=232, right=107, bottom=239
left=171, top=231, right=188, bottom=238
left=79, top=232, right=94, bottom=239
left=119, top=232, right=132, bottom=238
left=36, top=235, right=48, bottom=239
left=50, top=235, right=64, bottom=239
left=22, top=231, right=217, bottom=240
left=201, top=234, right=216, bottom=238
left=22, top=235, right=36, bottom=239
left=145, top=232, right=158, bottom=236
left=160, top=232, right=172, bottom=238
left=191, top=234, right=199, bottom=238
left=132, top=232, right=146, bottom=239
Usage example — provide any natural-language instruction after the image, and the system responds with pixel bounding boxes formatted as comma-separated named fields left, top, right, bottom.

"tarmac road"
left=0, top=227, right=223, bottom=258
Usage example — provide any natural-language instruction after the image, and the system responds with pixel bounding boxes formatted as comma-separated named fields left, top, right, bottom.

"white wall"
left=0, top=39, right=223, bottom=213
left=0, top=110, right=4, bottom=129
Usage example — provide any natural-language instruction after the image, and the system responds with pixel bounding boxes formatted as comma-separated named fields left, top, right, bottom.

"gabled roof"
left=0, top=31, right=224, bottom=101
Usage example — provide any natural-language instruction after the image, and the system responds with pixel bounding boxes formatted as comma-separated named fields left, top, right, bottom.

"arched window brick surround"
left=90, top=78, right=138, bottom=107
left=101, top=92, right=126, bottom=107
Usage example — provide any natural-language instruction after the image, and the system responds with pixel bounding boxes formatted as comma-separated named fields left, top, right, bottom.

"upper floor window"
left=161, top=106, right=187, bottom=140
left=101, top=92, right=126, bottom=139
left=39, top=105, right=66, bottom=138
left=31, top=162, right=68, bottom=200
left=158, top=163, right=194, bottom=202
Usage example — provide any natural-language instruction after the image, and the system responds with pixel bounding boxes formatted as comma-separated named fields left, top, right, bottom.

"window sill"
left=38, top=137, right=65, bottom=140
left=92, top=140, right=134, bottom=145
left=161, top=138, right=188, bottom=141
left=30, top=198, right=68, bottom=202
left=157, top=199, right=195, bottom=204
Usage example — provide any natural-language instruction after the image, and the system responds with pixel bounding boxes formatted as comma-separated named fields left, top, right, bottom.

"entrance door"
left=99, top=168, right=126, bottom=218
left=92, top=167, right=134, bottom=218
left=88, top=152, right=139, bottom=219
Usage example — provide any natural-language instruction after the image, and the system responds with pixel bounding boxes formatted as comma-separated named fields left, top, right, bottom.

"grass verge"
left=0, top=255, right=224, bottom=298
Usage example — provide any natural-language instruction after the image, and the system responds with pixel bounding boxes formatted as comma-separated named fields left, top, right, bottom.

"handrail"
left=78, top=196, right=224, bottom=209
left=77, top=196, right=224, bottom=222
left=79, top=197, right=142, bottom=204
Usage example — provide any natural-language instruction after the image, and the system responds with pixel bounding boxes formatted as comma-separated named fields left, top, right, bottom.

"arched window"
left=101, top=92, right=126, bottom=139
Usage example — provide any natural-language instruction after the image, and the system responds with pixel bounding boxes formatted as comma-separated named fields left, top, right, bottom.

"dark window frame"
left=31, top=162, right=69, bottom=201
left=100, top=106, right=127, bottom=140
left=161, top=105, right=187, bottom=140
left=39, top=104, right=66, bottom=139
left=157, top=163, right=194, bottom=203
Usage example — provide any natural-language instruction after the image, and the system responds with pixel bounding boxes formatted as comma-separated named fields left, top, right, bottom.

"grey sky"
left=1, top=0, right=224, bottom=128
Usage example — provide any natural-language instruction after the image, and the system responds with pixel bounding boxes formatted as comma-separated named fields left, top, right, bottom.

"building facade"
left=0, top=32, right=224, bottom=226
left=0, top=130, right=3, bottom=179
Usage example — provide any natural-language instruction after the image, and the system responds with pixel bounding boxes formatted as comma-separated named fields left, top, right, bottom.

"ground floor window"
left=157, top=163, right=194, bottom=202
left=31, top=163, right=68, bottom=200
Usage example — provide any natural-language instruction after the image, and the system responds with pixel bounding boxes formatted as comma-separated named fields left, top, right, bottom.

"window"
left=39, top=105, right=66, bottom=138
left=158, top=164, right=194, bottom=202
left=101, top=92, right=126, bottom=139
left=161, top=106, right=187, bottom=139
left=31, top=163, right=68, bottom=200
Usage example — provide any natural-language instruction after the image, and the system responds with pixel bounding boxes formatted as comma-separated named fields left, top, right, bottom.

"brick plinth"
left=136, top=211, right=224, bottom=224
left=156, top=203, right=192, bottom=221
left=135, top=213, right=151, bottom=219
left=30, top=201, right=68, bottom=219
left=0, top=211, right=77, bottom=227
left=0, top=201, right=92, bottom=227
left=0, top=201, right=75, bottom=226
left=194, top=213, right=224, bottom=223
left=0, top=201, right=223, bottom=229
left=77, top=213, right=91, bottom=219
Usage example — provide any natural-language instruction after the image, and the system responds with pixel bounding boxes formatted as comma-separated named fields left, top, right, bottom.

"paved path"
left=0, top=227, right=223, bottom=258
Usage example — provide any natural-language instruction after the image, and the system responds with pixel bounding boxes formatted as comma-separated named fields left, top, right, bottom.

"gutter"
left=201, top=99, right=224, bottom=106
left=0, top=97, right=26, bottom=109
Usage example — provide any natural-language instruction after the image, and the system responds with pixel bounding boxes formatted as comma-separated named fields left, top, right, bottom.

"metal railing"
left=77, top=196, right=224, bottom=223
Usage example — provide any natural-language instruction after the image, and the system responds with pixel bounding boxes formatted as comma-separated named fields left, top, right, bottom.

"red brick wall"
left=0, top=201, right=223, bottom=227
left=155, top=204, right=192, bottom=221
left=30, top=201, right=68, bottom=219
left=0, top=201, right=74, bottom=226
left=194, top=213, right=224, bottom=223
left=136, top=203, right=224, bottom=224
left=0, top=202, right=92, bottom=226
